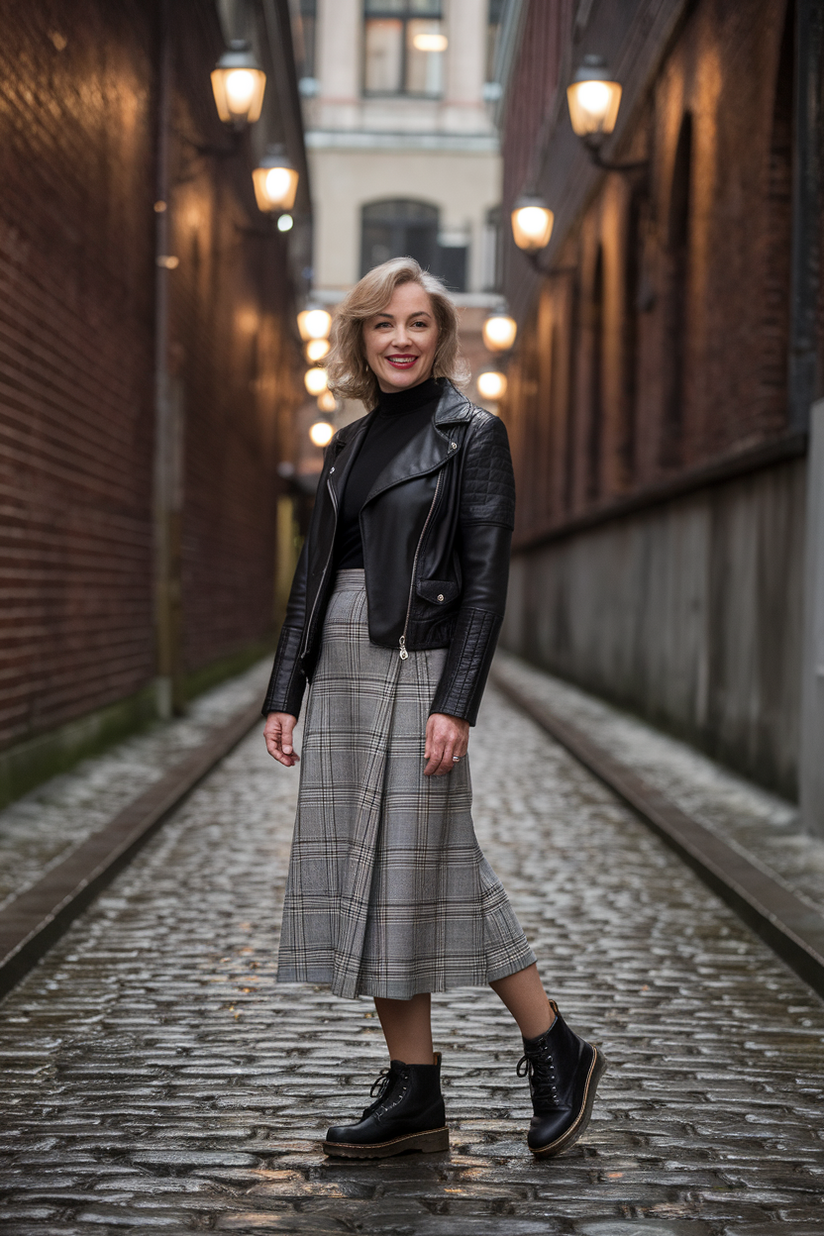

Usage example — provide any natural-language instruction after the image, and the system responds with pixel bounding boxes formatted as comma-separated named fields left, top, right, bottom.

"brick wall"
left=0, top=0, right=303, bottom=756
left=501, top=0, right=801, bottom=546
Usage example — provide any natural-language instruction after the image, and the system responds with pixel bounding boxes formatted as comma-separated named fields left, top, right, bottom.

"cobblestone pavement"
left=0, top=660, right=271, bottom=911
left=1, top=675, right=824, bottom=1234
left=496, top=651, right=824, bottom=916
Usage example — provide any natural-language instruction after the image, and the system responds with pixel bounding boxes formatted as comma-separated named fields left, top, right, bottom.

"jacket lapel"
left=362, top=380, right=473, bottom=506
left=326, top=413, right=373, bottom=507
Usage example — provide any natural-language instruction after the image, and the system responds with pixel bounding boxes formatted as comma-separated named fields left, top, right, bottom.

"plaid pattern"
left=276, top=569, right=536, bottom=1000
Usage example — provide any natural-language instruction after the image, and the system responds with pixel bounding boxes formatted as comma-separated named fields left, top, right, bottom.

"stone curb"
left=491, top=669, right=824, bottom=1000
left=0, top=702, right=263, bottom=1000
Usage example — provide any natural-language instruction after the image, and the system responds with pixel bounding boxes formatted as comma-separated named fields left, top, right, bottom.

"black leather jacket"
left=262, top=379, right=515, bottom=725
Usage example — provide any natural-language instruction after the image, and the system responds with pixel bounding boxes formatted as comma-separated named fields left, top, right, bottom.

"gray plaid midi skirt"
left=276, top=569, right=536, bottom=999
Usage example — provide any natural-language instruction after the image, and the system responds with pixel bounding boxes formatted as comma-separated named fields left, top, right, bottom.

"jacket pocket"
left=416, top=578, right=460, bottom=606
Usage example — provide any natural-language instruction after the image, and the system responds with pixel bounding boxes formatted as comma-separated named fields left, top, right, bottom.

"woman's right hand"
left=263, top=712, right=300, bottom=767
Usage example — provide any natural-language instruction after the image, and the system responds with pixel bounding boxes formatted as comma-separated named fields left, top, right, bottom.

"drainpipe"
left=797, top=0, right=823, bottom=833
left=152, top=0, right=184, bottom=719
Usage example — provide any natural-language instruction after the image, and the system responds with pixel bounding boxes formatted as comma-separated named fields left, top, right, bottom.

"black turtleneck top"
left=334, top=377, right=442, bottom=570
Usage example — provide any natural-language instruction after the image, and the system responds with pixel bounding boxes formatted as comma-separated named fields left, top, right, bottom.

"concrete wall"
left=501, top=458, right=806, bottom=799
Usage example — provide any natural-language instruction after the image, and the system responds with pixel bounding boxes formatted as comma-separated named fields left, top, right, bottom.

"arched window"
left=761, top=0, right=794, bottom=428
left=360, top=199, right=468, bottom=291
left=660, top=112, right=692, bottom=467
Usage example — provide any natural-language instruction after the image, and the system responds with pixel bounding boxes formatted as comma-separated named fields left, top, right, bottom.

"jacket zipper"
left=398, top=471, right=443, bottom=660
left=300, top=472, right=339, bottom=660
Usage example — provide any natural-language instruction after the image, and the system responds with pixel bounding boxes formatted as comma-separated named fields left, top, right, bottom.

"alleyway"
left=1, top=680, right=823, bottom=1235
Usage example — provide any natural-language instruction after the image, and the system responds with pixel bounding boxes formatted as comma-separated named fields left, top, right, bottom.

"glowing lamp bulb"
left=482, top=313, right=517, bottom=353
left=211, top=42, right=266, bottom=128
left=317, top=389, right=337, bottom=412
left=309, top=421, right=334, bottom=447
left=298, top=307, right=332, bottom=341
left=477, top=371, right=507, bottom=401
left=566, top=56, right=622, bottom=137
left=511, top=200, right=554, bottom=252
left=305, top=338, right=330, bottom=362
left=413, top=33, right=448, bottom=51
left=304, top=367, right=328, bottom=396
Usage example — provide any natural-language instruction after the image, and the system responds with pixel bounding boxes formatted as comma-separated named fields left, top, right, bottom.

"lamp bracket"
left=175, top=128, right=244, bottom=160
left=583, top=136, right=648, bottom=174
left=525, top=252, right=578, bottom=278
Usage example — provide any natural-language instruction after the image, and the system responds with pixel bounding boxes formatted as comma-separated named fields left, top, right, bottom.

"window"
left=486, top=0, right=504, bottom=82
left=361, top=199, right=468, bottom=292
left=363, top=0, right=446, bottom=97
left=297, top=0, right=317, bottom=80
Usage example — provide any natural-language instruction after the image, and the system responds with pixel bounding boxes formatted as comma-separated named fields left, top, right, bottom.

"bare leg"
left=374, top=993, right=434, bottom=1064
left=490, top=963, right=555, bottom=1040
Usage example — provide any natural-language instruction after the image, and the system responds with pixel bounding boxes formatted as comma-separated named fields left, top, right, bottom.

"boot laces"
left=361, top=1064, right=404, bottom=1118
left=517, top=1050, right=559, bottom=1104
left=369, top=1066, right=396, bottom=1103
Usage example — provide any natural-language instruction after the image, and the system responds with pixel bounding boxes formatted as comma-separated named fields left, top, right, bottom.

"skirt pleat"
left=276, top=569, right=536, bottom=999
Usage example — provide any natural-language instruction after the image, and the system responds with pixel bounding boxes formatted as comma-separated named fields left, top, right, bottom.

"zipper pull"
left=398, top=636, right=409, bottom=661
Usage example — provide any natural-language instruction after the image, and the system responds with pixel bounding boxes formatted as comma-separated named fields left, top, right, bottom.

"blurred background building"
left=288, top=0, right=507, bottom=463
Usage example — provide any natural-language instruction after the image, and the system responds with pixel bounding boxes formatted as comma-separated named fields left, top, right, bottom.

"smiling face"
left=362, top=281, right=439, bottom=394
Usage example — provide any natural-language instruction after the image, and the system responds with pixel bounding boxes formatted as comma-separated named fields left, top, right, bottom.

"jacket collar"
left=327, top=380, right=474, bottom=507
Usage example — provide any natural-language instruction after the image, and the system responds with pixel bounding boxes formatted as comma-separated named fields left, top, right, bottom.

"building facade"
left=494, top=0, right=823, bottom=813
left=0, top=0, right=308, bottom=805
left=290, top=0, right=505, bottom=439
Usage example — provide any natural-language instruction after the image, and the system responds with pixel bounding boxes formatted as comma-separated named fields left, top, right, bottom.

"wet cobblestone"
left=0, top=673, right=823, bottom=1233
left=495, top=650, right=824, bottom=916
left=0, top=661, right=271, bottom=911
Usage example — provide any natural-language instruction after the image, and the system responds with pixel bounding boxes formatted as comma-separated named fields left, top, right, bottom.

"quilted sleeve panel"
left=429, top=606, right=504, bottom=726
left=261, top=624, right=307, bottom=718
left=460, top=411, right=516, bottom=528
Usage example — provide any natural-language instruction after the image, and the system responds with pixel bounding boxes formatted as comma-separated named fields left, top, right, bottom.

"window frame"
left=362, top=0, right=446, bottom=99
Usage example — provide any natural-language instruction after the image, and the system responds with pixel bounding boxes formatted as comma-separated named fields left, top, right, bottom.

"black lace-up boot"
left=322, top=1053, right=449, bottom=1159
left=517, top=1000, right=607, bottom=1158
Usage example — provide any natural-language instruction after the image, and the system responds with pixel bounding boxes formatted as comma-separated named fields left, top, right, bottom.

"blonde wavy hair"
left=325, top=257, right=469, bottom=407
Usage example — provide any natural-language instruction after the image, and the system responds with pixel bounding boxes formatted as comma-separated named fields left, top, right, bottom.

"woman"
left=262, top=257, right=606, bottom=1160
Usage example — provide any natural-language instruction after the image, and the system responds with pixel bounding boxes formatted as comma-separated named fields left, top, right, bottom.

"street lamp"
left=305, top=338, right=330, bottom=362
left=304, top=367, right=328, bottom=396
left=253, top=146, right=299, bottom=213
left=477, top=371, right=508, bottom=401
left=566, top=55, right=647, bottom=173
left=309, top=420, right=334, bottom=446
left=482, top=311, right=517, bottom=353
left=511, top=196, right=554, bottom=253
left=211, top=41, right=267, bottom=129
left=297, top=306, right=332, bottom=342
left=566, top=55, right=622, bottom=141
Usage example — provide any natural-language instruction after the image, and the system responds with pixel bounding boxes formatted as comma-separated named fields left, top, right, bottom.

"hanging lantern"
left=305, top=338, right=331, bottom=363
left=567, top=55, right=622, bottom=138
left=304, top=367, right=328, bottom=396
left=297, top=306, right=332, bottom=341
left=482, top=312, right=518, bottom=353
left=477, top=371, right=508, bottom=401
left=511, top=196, right=554, bottom=252
left=309, top=420, right=334, bottom=447
left=211, top=41, right=266, bottom=129
left=253, top=147, right=299, bottom=213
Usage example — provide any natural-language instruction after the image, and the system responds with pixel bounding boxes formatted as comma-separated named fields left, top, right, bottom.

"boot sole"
left=530, top=1048, right=608, bottom=1160
left=322, top=1126, right=450, bottom=1159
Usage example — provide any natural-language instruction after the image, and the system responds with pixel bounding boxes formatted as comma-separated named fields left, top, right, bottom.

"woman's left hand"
left=424, top=713, right=469, bottom=777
